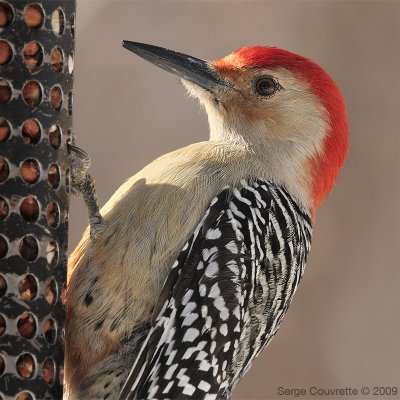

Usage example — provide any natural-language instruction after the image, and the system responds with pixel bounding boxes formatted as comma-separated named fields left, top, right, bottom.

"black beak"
left=122, top=41, right=233, bottom=96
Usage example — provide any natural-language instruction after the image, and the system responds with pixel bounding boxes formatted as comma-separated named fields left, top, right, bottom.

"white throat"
left=182, top=75, right=328, bottom=212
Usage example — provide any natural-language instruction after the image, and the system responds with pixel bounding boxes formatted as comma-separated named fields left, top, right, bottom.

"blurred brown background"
left=70, top=1, right=399, bottom=399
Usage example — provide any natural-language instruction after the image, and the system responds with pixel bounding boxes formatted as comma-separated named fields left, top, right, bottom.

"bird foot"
left=89, top=214, right=107, bottom=242
left=68, top=142, right=106, bottom=242
left=69, top=144, right=91, bottom=196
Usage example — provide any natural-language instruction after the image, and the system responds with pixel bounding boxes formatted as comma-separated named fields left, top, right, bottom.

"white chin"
left=181, top=79, right=217, bottom=103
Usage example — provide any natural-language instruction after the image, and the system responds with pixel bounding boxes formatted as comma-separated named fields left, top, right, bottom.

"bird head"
left=122, top=41, right=348, bottom=217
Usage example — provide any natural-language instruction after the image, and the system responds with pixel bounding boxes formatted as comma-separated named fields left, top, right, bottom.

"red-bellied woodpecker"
left=65, top=42, right=348, bottom=400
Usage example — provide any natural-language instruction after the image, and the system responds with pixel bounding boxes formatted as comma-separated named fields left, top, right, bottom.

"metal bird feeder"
left=0, top=1, right=75, bottom=398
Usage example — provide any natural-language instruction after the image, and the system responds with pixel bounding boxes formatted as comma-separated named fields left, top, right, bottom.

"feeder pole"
left=0, top=1, right=75, bottom=398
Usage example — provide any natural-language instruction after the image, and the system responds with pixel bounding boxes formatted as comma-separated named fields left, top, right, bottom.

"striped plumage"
left=119, top=179, right=312, bottom=399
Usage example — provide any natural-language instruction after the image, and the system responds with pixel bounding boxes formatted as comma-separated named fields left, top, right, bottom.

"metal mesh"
left=0, top=1, right=75, bottom=398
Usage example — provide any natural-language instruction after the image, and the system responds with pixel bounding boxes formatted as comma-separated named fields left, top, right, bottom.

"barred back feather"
left=119, top=179, right=312, bottom=399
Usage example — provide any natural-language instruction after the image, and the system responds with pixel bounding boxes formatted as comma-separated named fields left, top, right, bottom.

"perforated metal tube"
left=0, top=1, right=75, bottom=398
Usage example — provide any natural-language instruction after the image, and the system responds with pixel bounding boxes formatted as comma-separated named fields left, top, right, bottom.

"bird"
left=65, top=42, right=348, bottom=400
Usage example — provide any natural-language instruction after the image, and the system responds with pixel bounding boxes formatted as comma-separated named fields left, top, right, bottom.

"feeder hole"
left=20, top=159, right=40, bottom=184
left=16, top=353, right=36, bottom=379
left=22, top=119, right=41, bottom=145
left=17, top=312, right=37, bottom=339
left=19, top=235, right=39, bottom=261
left=22, top=80, right=42, bottom=106
left=18, top=274, right=38, bottom=300
left=23, top=3, right=44, bottom=29
left=0, top=197, right=9, bottom=220
left=23, top=41, right=43, bottom=69
left=20, top=196, right=40, bottom=222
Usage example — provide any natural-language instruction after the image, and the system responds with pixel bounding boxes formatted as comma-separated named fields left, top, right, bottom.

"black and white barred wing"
left=118, top=180, right=312, bottom=400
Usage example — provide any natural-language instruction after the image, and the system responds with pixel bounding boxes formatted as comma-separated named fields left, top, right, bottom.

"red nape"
left=214, top=46, right=349, bottom=215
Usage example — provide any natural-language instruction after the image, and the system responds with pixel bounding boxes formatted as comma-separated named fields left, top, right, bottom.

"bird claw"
left=69, top=143, right=92, bottom=197
left=68, top=140, right=106, bottom=241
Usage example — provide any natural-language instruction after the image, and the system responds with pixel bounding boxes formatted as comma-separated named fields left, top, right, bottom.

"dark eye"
left=255, top=76, right=279, bottom=97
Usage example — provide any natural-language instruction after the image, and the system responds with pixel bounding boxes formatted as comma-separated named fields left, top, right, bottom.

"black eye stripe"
left=254, top=76, right=281, bottom=97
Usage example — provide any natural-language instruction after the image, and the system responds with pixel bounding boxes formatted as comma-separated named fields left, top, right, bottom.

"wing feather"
left=119, top=180, right=312, bottom=400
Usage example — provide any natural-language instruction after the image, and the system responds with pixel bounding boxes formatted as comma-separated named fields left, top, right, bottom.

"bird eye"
left=254, top=76, right=280, bottom=97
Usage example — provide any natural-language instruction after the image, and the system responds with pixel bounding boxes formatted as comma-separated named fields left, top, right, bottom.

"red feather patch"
left=214, top=47, right=349, bottom=216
